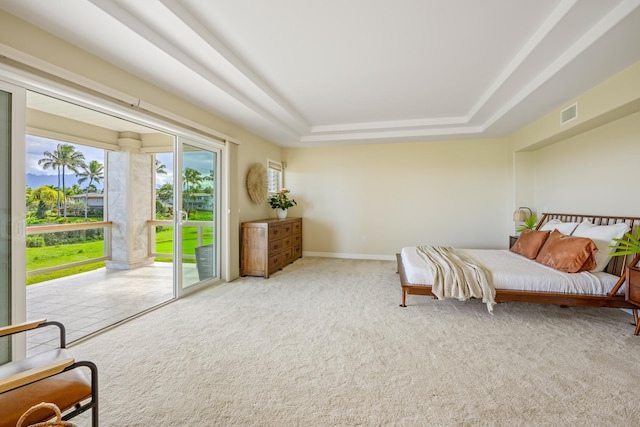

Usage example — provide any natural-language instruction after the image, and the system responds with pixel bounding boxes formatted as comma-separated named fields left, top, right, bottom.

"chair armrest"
left=0, top=319, right=47, bottom=338
left=0, top=358, right=75, bottom=394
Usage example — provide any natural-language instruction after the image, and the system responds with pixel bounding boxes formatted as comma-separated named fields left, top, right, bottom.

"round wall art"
left=246, top=162, right=268, bottom=204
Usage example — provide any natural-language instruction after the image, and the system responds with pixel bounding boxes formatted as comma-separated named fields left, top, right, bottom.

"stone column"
left=106, top=132, right=155, bottom=270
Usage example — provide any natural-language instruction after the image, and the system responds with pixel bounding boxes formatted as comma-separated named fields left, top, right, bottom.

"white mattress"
left=400, top=247, right=621, bottom=295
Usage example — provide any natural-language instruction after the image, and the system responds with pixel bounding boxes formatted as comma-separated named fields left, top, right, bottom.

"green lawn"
left=27, top=241, right=106, bottom=285
left=154, top=226, right=214, bottom=256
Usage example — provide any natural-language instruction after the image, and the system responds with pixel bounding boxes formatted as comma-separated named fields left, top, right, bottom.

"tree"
left=38, top=143, right=85, bottom=219
left=156, top=183, right=174, bottom=218
left=157, top=183, right=174, bottom=204
left=37, top=144, right=63, bottom=217
left=69, top=184, right=83, bottom=196
left=57, top=145, right=85, bottom=218
left=183, top=168, right=203, bottom=193
left=182, top=168, right=203, bottom=214
left=77, top=160, right=104, bottom=219
left=28, top=185, right=58, bottom=216
left=156, top=159, right=168, bottom=175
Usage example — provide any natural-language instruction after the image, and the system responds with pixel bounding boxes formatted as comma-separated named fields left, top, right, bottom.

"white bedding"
left=401, top=247, right=622, bottom=295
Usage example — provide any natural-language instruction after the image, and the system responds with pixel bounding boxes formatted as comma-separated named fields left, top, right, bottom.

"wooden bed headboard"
left=536, top=212, right=640, bottom=276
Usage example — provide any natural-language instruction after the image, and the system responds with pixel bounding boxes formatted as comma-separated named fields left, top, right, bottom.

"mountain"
left=26, top=173, right=104, bottom=190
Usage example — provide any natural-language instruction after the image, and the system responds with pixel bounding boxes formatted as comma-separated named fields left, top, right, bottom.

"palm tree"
left=77, top=160, right=104, bottom=219
left=182, top=168, right=203, bottom=214
left=156, top=159, right=168, bottom=175
left=37, top=144, right=63, bottom=217
left=157, top=183, right=173, bottom=204
left=57, top=144, right=86, bottom=218
left=69, top=184, right=83, bottom=196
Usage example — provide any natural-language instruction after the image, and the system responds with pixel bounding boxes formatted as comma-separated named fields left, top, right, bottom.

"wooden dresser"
left=240, top=217, right=302, bottom=278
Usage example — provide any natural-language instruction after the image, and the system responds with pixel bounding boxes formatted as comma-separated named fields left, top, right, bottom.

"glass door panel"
left=0, top=82, right=26, bottom=363
left=0, top=88, right=11, bottom=364
left=177, top=138, right=219, bottom=293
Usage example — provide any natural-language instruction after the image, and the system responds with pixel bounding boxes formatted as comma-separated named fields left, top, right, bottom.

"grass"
left=27, top=262, right=106, bottom=286
left=154, top=226, right=214, bottom=256
left=27, top=240, right=106, bottom=285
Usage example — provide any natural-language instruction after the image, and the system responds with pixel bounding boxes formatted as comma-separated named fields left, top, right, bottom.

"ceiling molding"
left=3, top=1, right=640, bottom=146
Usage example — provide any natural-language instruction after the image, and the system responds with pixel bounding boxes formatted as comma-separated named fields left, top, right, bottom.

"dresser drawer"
left=283, top=236, right=293, bottom=249
left=269, top=239, right=284, bottom=254
left=293, top=221, right=302, bottom=234
left=282, top=248, right=293, bottom=264
left=292, top=233, right=302, bottom=246
left=293, top=244, right=302, bottom=259
left=282, top=222, right=293, bottom=237
left=268, top=254, right=282, bottom=272
left=269, top=225, right=283, bottom=240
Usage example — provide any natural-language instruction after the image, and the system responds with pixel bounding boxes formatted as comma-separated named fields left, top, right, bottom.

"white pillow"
left=571, top=220, right=630, bottom=272
left=539, top=219, right=580, bottom=235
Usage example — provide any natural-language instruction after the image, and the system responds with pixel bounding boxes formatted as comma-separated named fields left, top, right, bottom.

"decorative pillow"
left=510, top=230, right=551, bottom=259
left=571, top=220, right=630, bottom=272
left=539, top=219, right=580, bottom=235
left=535, top=230, right=598, bottom=273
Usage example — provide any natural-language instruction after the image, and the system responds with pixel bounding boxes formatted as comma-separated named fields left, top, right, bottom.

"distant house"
left=183, top=193, right=214, bottom=211
left=68, top=193, right=105, bottom=209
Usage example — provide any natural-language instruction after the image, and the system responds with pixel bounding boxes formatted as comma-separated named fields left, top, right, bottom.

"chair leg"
left=60, top=361, right=99, bottom=426
left=634, top=309, right=640, bottom=336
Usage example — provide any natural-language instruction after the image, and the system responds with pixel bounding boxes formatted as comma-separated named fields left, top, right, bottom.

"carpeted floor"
left=69, top=257, right=640, bottom=426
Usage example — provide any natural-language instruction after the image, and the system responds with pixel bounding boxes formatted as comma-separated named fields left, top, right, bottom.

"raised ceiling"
left=3, top=0, right=640, bottom=146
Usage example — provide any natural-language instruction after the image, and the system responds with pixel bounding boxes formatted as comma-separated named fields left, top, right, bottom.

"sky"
left=26, top=135, right=218, bottom=189
left=26, top=135, right=105, bottom=176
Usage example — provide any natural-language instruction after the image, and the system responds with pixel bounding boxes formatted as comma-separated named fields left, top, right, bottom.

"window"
left=267, top=159, right=282, bottom=193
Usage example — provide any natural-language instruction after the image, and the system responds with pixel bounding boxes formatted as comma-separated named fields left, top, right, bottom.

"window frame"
left=267, top=159, right=283, bottom=194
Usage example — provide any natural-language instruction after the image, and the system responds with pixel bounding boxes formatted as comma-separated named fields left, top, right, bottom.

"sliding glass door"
left=175, top=137, right=221, bottom=295
left=0, top=82, right=26, bottom=363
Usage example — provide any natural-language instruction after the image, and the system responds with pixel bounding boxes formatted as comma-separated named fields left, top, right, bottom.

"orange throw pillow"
left=510, top=230, right=551, bottom=259
left=535, top=229, right=598, bottom=273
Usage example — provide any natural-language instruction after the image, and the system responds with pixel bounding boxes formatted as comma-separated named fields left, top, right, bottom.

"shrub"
left=26, top=235, right=45, bottom=248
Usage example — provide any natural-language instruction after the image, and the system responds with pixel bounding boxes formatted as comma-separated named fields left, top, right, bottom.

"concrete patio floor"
left=26, top=262, right=180, bottom=356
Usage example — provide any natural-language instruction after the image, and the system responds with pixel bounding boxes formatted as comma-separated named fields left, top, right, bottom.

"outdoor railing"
left=26, top=221, right=113, bottom=277
left=147, top=219, right=214, bottom=261
left=26, top=219, right=212, bottom=278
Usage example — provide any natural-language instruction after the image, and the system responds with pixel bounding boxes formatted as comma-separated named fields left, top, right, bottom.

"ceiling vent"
left=560, top=103, right=577, bottom=125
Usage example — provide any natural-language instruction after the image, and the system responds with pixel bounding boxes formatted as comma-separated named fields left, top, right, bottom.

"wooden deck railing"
left=26, top=221, right=112, bottom=277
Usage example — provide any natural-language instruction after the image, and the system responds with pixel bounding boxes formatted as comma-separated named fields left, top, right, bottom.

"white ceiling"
left=3, top=0, right=640, bottom=146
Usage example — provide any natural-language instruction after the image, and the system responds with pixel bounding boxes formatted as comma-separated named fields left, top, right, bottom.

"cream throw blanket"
left=416, top=246, right=496, bottom=312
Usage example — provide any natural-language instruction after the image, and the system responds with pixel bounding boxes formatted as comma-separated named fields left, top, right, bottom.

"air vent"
left=560, top=103, right=577, bottom=125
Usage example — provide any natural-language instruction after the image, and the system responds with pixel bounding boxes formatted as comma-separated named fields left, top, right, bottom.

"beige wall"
left=531, top=111, right=640, bottom=216
left=284, top=139, right=511, bottom=257
left=510, top=60, right=640, bottom=222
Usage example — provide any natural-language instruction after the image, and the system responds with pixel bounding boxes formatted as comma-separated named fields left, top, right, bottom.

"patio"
left=26, top=262, right=180, bottom=356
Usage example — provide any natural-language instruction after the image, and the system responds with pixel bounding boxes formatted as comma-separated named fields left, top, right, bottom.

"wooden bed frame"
left=398, top=213, right=640, bottom=322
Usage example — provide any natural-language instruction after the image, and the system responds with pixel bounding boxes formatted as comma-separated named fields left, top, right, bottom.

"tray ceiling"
left=2, top=0, right=640, bottom=146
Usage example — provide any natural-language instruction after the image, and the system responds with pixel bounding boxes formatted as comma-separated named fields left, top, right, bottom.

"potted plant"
left=269, top=188, right=296, bottom=219
left=516, top=214, right=538, bottom=232
left=609, top=229, right=640, bottom=258
left=609, top=229, right=640, bottom=305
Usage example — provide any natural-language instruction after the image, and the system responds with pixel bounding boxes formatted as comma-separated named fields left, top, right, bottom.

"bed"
left=397, top=213, right=640, bottom=326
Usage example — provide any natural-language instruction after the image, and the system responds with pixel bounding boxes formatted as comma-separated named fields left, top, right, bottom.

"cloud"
left=26, top=135, right=105, bottom=175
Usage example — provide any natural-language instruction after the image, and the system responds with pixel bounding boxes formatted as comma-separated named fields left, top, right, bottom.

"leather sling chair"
left=0, top=319, right=98, bottom=427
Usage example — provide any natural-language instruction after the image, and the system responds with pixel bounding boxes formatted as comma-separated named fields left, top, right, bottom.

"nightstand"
left=509, top=235, right=519, bottom=249
left=625, top=266, right=640, bottom=335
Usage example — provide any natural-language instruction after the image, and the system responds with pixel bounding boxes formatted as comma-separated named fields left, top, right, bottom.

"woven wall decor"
left=246, top=162, right=268, bottom=204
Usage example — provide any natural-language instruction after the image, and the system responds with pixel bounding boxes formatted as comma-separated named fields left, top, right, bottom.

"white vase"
left=276, top=208, right=288, bottom=219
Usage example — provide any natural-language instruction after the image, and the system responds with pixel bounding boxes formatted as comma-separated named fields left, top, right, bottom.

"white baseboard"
left=303, top=251, right=395, bottom=261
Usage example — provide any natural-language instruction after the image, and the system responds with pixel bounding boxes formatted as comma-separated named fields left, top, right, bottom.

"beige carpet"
left=69, top=257, right=640, bottom=426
